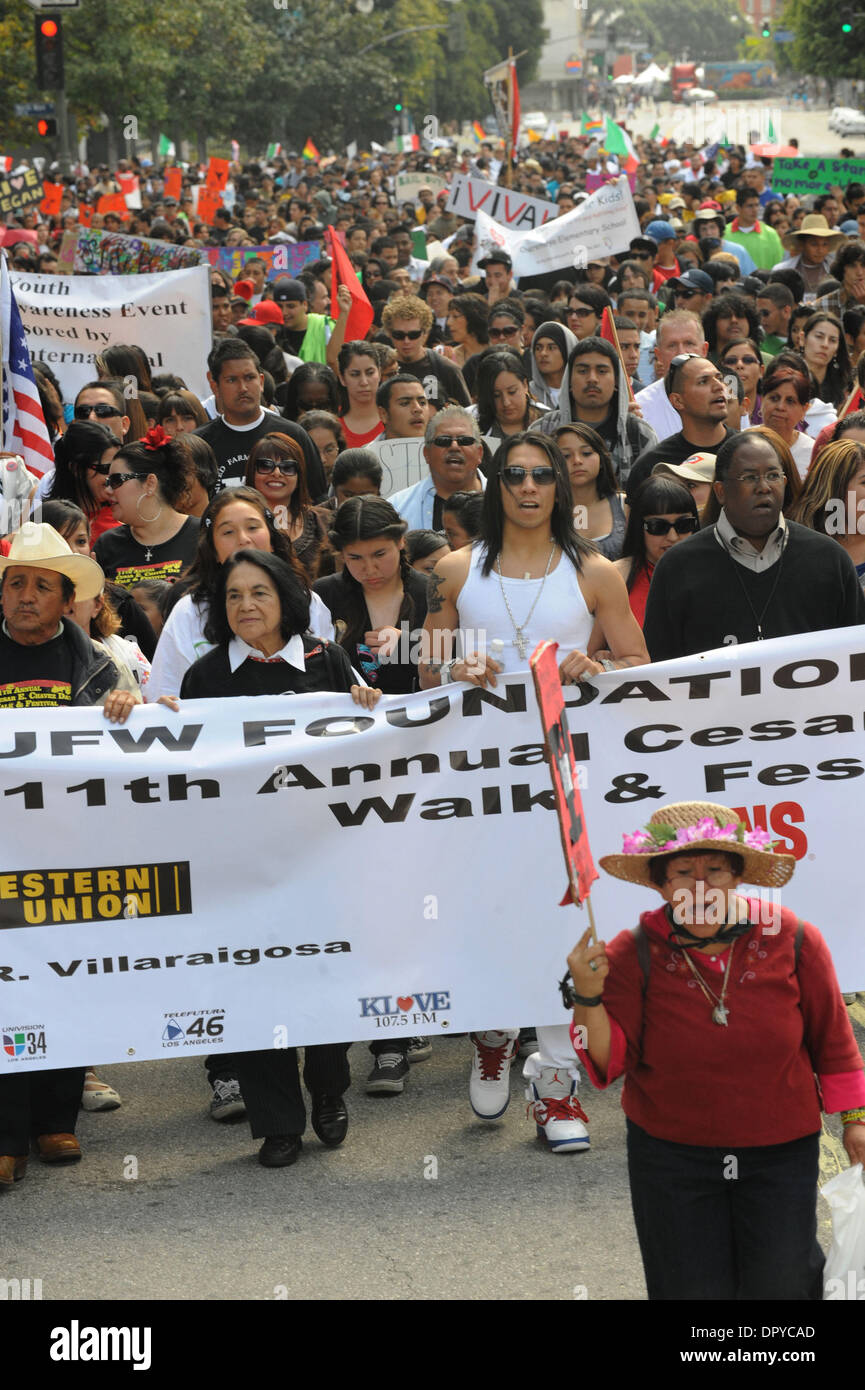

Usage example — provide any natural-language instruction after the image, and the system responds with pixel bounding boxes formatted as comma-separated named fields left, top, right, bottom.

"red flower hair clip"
left=143, top=425, right=171, bottom=451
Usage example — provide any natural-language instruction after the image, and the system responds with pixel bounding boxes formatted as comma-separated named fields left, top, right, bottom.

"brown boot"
left=0, top=1156, right=28, bottom=1186
left=36, top=1133, right=82, bottom=1164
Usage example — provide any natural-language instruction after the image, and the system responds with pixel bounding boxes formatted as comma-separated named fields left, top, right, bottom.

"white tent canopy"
left=613, top=73, right=634, bottom=85
left=633, top=62, right=669, bottom=85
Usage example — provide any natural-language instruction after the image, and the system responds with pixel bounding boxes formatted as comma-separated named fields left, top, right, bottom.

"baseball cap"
left=653, top=452, right=716, bottom=486
left=247, top=300, right=284, bottom=327
left=630, top=236, right=659, bottom=256
left=669, top=268, right=714, bottom=294
left=271, top=278, right=308, bottom=303
left=645, top=219, right=678, bottom=243
left=477, top=249, right=512, bottom=270
left=420, top=274, right=455, bottom=296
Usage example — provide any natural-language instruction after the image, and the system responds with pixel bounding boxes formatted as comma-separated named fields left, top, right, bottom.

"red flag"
left=163, top=167, right=183, bottom=201
left=600, top=306, right=635, bottom=404
left=530, top=640, right=598, bottom=909
left=325, top=226, right=373, bottom=343
left=40, top=181, right=63, bottom=217
left=196, top=189, right=220, bottom=226
left=841, top=384, right=864, bottom=419
left=206, top=157, right=230, bottom=193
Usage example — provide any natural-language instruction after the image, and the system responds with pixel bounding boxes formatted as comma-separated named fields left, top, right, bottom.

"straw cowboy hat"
left=599, top=801, right=796, bottom=889
left=0, top=523, right=105, bottom=602
left=782, top=214, right=847, bottom=252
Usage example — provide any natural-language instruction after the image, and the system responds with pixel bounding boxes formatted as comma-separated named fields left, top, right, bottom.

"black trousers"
left=626, top=1119, right=824, bottom=1300
left=233, top=1044, right=351, bottom=1139
left=0, top=1068, right=85, bottom=1153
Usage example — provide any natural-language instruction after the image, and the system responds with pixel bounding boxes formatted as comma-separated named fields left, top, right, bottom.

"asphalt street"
left=3, top=997, right=863, bottom=1302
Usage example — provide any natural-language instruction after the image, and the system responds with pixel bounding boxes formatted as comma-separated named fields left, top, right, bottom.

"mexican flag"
left=266, top=142, right=282, bottom=159
left=603, top=117, right=638, bottom=174
left=396, top=133, right=420, bottom=152
left=158, top=134, right=175, bottom=159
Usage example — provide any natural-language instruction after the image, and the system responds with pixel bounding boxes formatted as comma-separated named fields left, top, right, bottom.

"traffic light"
left=394, top=101, right=403, bottom=113
left=37, top=118, right=57, bottom=138
left=761, top=21, right=771, bottom=38
left=841, top=10, right=854, bottom=32
left=35, top=15, right=64, bottom=89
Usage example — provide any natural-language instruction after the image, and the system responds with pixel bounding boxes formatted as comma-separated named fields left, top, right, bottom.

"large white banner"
left=473, top=176, right=640, bottom=280
left=446, top=174, right=557, bottom=229
left=0, top=628, right=862, bottom=1073
left=9, top=265, right=212, bottom=401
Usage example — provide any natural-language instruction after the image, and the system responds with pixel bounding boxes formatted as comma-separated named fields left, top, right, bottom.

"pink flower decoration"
left=744, top=827, right=773, bottom=850
left=622, top=831, right=652, bottom=854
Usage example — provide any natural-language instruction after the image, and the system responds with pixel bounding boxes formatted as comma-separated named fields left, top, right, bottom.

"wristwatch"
left=559, top=972, right=603, bottom=1009
left=440, top=659, right=459, bottom=684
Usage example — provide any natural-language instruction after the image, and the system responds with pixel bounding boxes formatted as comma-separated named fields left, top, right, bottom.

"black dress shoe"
left=311, top=1093, right=348, bottom=1147
left=258, top=1135, right=303, bottom=1168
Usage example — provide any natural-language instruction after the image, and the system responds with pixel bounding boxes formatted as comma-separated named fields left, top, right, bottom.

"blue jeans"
left=626, top=1119, right=824, bottom=1300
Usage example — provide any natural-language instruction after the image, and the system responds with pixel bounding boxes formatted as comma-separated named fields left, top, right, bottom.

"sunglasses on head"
left=390, top=329, right=423, bottom=341
left=75, top=403, right=122, bottom=420
left=643, top=515, right=699, bottom=536
left=255, top=459, right=298, bottom=475
left=501, top=465, right=557, bottom=486
left=430, top=434, right=475, bottom=448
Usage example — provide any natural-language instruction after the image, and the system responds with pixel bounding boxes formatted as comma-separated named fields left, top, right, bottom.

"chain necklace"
left=674, top=937, right=736, bottom=1026
left=720, top=535, right=786, bottom=641
left=495, top=543, right=558, bottom=660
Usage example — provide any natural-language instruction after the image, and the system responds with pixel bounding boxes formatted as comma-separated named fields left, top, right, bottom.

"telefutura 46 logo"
left=162, top=1010, right=225, bottom=1048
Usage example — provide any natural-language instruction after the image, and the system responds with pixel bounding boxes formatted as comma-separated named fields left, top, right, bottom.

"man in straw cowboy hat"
left=0, top=522, right=141, bottom=1188
left=772, top=213, right=848, bottom=297
left=564, top=800, right=865, bottom=1300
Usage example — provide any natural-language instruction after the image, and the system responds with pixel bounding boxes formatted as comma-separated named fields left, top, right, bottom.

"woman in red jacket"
left=566, top=800, right=865, bottom=1301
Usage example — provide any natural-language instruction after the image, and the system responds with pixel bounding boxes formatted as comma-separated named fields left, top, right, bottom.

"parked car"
left=682, top=87, right=718, bottom=105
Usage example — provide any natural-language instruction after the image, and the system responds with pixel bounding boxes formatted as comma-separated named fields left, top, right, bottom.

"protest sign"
left=447, top=174, right=557, bottom=230
left=202, top=241, right=319, bottom=282
left=0, top=169, right=43, bottom=218
left=77, top=203, right=93, bottom=228
left=10, top=264, right=211, bottom=400
left=58, top=227, right=203, bottom=276
left=473, top=176, right=639, bottom=280
left=205, top=157, right=230, bottom=194
left=365, top=436, right=428, bottom=497
left=116, top=172, right=141, bottom=209
left=1, top=228, right=38, bottom=250
left=394, top=171, right=448, bottom=206
left=770, top=156, right=865, bottom=196
left=196, top=189, right=220, bottom=225
left=40, top=182, right=63, bottom=218
left=96, top=193, right=129, bottom=220
left=0, top=627, right=861, bottom=1074
left=162, top=167, right=183, bottom=201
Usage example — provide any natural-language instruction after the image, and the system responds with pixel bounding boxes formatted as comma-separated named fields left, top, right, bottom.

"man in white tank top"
left=419, top=432, right=648, bottom=1152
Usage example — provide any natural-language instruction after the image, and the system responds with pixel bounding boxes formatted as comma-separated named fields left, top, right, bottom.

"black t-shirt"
left=626, top=427, right=732, bottom=503
left=194, top=411, right=290, bottom=487
left=314, top=567, right=428, bottom=694
left=94, top=517, right=200, bottom=588
left=180, top=635, right=356, bottom=699
left=0, top=626, right=74, bottom=708
left=399, top=350, right=471, bottom=407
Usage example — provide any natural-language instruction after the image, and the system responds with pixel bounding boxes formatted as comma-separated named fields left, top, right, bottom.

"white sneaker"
left=526, top=1067, right=590, bottom=1153
left=469, top=1031, right=519, bottom=1119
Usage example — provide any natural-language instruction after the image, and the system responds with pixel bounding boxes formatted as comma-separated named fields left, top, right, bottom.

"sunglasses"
left=255, top=460, right=298, bottom=475
left=643, top=515, right=699, bottom=536
left=390, top=329, right=424, bottom=341
left=675, top=289, right=701, bottom=300
left=74, top=403, right=122, bottom=420
left=724, top=355, right=760, bottom=367
left=489, top=325, right=520, bottom=339
left=86, top=462, right=112, bottom=475
left=430, top=434, right=475, bottom=448
left=105, top=471, right=145, bottom=490
left=501, top=465, right=557, bottom=486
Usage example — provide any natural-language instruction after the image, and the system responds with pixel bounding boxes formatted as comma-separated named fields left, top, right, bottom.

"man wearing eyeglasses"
left=668, top=268, right=713, bottom=319
left=644, top=431, right=865, bottom=662
left=387, top=407, right=485, bottom=530
left=626, top=354, right=732, bottom=504
left=381, top=295, right=471, bottom=408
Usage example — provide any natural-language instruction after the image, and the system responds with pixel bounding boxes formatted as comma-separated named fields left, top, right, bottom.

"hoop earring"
left=136, top=493, right=163, bottom=523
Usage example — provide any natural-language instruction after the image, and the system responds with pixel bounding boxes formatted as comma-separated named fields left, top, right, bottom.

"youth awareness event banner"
left=0, top=627, right=862, bottom=1073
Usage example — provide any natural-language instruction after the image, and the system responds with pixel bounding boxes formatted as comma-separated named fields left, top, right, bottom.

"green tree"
left=781, top=0, right=865, bottom=82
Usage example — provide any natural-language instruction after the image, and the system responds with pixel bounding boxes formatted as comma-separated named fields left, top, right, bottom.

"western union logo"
left=0, top=863, right=192, bottom=928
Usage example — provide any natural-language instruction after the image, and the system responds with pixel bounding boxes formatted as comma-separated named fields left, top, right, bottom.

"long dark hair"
left=552, top=423, right=617, bottom=500
left=476, top=351, right=536, bottom=435
left=47, top=420, right=119, bottom=514
left=114, top=433, right=192, bottom=507
left=326, top=496, right=414, bottom=652
left=243, top=433, right=310, bottom=524
left=279, top=363, right=340, bottom=421
left=479, top=432, right=594, bottom=576
left=619, top=476, right=698, bottom=591
left=204, top=550, right=311, bottom=648
left=803, top=311, right=853, bottom=410
left=185, top=485, right=309, bottom=609
left=336, top=341, right=380, bottom=414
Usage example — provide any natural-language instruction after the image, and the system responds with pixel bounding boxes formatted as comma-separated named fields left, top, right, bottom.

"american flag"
left=1, top=253, right=54, bottom=477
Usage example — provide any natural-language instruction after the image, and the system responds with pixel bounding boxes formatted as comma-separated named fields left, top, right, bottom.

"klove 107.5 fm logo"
left=359, top=991, right=451, bottom=1028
